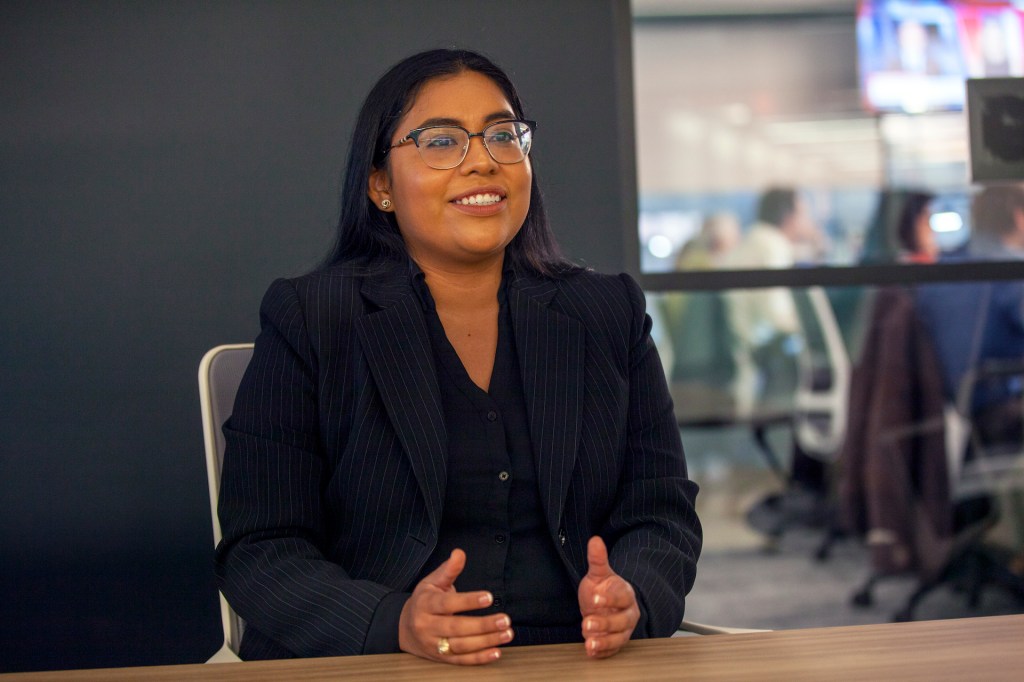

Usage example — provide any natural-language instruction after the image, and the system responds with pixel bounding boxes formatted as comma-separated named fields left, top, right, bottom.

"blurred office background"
left=634, top=0, right=1024, bottom=634
left=2, top=0, right=1023, bottom=673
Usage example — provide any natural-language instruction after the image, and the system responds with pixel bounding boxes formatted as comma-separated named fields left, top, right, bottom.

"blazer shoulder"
left=258, top=261, right=403, bottom=342
left=270, top=260, right=405, bottom=303
left=542, top=269, right=648, bottom=349
left=286, top=262, right=375, bottom=290
left=553, top=269, right=645, bottom=318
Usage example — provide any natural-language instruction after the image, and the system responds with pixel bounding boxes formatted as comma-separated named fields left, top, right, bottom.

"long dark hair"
left=861, top=189, right=933, bottom=263
left=896, top=191, right=933, bottom=255
left=320, top=48, right=573, bottom=276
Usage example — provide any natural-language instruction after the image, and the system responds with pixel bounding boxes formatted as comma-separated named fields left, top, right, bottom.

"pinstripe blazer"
left=215, top=258, right=701, bottom=659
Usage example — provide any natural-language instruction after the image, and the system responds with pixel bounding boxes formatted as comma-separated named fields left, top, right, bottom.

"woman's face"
left=369, top=70, right=532, bottom=272
left=915, top=204, right=939, bottom=260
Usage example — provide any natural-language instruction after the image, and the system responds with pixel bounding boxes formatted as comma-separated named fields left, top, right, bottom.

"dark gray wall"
left=0, top=0, right=636, bottom=671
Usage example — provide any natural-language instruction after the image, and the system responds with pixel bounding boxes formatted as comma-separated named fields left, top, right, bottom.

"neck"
left=416, top=256, right=504, bottom=312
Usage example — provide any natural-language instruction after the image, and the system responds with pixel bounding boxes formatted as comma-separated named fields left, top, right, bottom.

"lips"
left=450, top=187, right=507, bottom=207
left=453, top=192, right=504, bottom=206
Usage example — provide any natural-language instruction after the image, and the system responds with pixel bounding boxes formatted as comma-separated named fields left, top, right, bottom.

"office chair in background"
left=842, top=284, right=1024, bottom=621
left=198, top=343, right=253, bottom=663
left=743, top=286, right=851, bottom=551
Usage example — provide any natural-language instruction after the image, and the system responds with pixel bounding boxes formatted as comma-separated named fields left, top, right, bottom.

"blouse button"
left=495, top=533, right=506, bottom=544
left=498, top=471, right=510, bottom=482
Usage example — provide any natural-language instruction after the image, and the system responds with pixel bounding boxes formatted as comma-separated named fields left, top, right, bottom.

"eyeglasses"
left=385, top=119, right=536, bottom=170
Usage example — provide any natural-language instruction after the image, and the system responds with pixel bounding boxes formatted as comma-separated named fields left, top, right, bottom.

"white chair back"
left=198, top=343, right=254, bottom=663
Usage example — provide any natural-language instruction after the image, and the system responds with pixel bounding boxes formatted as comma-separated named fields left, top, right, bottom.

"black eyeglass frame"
left=383, top=119, right=537, bottom=169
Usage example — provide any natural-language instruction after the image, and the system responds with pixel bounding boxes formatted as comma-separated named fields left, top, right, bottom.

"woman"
left=860, top=189, right=938, bottom=265
left=215, top=48, right=701, bottom=666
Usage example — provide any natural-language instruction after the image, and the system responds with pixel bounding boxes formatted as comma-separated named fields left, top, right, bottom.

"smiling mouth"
left=453, top=192, right=505, bottom=206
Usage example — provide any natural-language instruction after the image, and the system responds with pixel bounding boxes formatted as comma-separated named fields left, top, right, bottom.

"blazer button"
left=498, top=471, right=510, bottom=482
left=486, top=410, right=498, bottom=422
left=495, top=533, right=506, bottom=544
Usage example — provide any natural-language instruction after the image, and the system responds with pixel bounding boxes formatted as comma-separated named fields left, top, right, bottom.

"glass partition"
left=633, top=6, right=1024, bottom=277
left=650, top=279, right=1024, bottom=626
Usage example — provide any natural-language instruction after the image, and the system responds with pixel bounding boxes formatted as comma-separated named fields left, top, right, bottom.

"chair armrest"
left=677, top=619, right=769, bottom=635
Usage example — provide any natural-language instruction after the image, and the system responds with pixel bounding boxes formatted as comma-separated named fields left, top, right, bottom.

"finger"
left=430, top=590, right=494, bottom=616
left=421, top=549, right=467, bottom=591
left=585, top=536, right=613, bottom=582
left=441, top=613, right=511, bottom=638
left=585, top=631, right=632, bottom=659
left=582, top=608, right=635, bottom=637
left=441, top=648, right=504, bottom=665
left=448, top=625, right=515, bottom=655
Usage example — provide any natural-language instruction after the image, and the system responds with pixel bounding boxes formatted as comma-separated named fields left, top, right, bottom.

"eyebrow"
left=412, top=110, right=517, bottom=129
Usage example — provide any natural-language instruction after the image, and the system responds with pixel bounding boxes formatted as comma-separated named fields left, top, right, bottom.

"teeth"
left=455, top=193, right=503, bottom=206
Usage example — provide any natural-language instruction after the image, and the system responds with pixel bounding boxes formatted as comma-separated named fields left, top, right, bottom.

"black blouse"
left=415, top=268, right=581, bottom=646
left=363, top=265, right=581, bottom=652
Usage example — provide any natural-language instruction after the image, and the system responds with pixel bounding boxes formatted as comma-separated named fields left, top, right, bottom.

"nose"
left=460, top=133, right=497, bottom=173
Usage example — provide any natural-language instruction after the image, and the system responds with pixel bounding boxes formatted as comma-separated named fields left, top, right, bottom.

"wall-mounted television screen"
left=858, top=0, right=1024, bottom=113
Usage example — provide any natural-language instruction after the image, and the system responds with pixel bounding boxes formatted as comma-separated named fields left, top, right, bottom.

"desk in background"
left=5, top=614, right=1023, bottom=681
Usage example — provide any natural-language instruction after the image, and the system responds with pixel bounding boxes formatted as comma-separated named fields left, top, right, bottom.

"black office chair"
left=843, top=284, right=1024, bottom=621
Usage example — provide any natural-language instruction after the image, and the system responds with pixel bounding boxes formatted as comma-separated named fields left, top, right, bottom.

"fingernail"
left=586, top=619, right=596, bottom=632
left=479, top=592, right=493, bottom=606
left=501, top=628, right=513, bottom=643
left=590, top=639, right=599, bottom=651
left=491, top=650, right=501, bottom=660
left=496, top=616, right=510, bottom=629
left=593, top=594, right=605, bottom=606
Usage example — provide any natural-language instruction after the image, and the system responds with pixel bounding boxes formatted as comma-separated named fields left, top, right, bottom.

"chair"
left=200, top=343, right=756, bottom=649
left=883, top=356, right=1024, bottom=620
left=844, top=284, right=1024, bottom=620
left=791, top=287, right=850, bottom=459
left=676, top=620, right=768, bottom=636
left=743, top=287, right=851, bottom=548
left=198, top=343, right=254, bottom=663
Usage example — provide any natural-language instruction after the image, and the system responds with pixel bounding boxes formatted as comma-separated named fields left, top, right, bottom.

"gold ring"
left=437, top=636, right=452, bottom=656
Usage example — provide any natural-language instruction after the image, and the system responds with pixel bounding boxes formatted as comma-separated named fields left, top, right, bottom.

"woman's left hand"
left=577, top=536, right=640, bottom=658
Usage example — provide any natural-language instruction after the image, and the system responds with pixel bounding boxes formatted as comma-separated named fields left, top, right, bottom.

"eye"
left=487, top=130, right=517, bottom=145
left=419, top=129, right=463, bottom=149
left=486, top=124, right=520, bottom=146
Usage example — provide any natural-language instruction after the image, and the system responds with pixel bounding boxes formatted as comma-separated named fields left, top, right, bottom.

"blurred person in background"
left=916, top=183, right=1024, bottom=449
left=860, top=189, right=939, bottom=265
left=660, top=211, right=743, bottom=423
left=724, top=189, right=832, bottom=540
left=723, top=188, right=813, bottom=417
left=675, top=211, right=741, bottom=271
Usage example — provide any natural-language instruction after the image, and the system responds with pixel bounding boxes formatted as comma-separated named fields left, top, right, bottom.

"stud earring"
left=381, top=199, right=392, bottom=210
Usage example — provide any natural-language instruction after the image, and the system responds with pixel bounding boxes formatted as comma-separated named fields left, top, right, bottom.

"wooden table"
left=7, top=615, right=1023, bottom=681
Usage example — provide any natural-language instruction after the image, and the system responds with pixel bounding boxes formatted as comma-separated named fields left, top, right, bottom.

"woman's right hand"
left=398, top=548, right=514, bottom=664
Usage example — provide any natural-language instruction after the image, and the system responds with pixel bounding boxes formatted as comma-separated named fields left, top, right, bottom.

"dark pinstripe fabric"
left=215, top=258, right=702, bottom=659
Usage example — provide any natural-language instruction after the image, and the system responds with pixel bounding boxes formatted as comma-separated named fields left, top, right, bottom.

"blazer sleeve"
left=214, top=278, right=400, bottom=658
left=602, top=273, right=703, bottom=638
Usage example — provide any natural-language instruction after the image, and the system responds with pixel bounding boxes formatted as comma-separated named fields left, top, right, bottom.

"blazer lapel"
left=509, top=275, right=585, bottom=534
left=356, top=271, right=447, bottom=535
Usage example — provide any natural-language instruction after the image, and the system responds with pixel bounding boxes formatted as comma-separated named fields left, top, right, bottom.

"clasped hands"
left=397, top=536, right=639, bottom=665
